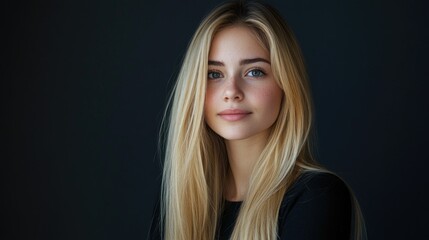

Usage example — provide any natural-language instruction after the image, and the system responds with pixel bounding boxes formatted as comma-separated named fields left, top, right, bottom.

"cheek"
left=257, top=88, right=283, bottom=124
left=204, top=87, right=216, bottom=116
left=254, top=86, right=283, bottom=110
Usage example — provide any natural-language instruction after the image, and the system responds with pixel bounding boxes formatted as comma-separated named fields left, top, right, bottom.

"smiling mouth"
left=218, top=109, right=251, bottom=121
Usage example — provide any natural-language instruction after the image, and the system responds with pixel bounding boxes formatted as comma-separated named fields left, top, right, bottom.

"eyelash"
left=207, top=70, right=223, bottom=79
left=245, top=68, right=266, bottom=77
left=207, top=68, right=266, bottom=79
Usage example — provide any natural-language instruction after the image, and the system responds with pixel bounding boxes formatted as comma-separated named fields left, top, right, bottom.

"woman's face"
left=204, top=25, right=283, bottom=141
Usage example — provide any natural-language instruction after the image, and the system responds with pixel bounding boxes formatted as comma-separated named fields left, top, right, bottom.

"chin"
left=212, top=130, right=250, bottom=141
left=221, top=135, right=251, bottom=141
left=217, top=130, right=263, bottom=141
left=217, top=125, right=274, bottom=142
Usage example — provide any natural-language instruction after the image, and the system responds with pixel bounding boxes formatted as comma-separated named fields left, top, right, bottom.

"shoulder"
left=278, top=171, right=352, bottom=239
left=283, top=171, right=350, bottom=204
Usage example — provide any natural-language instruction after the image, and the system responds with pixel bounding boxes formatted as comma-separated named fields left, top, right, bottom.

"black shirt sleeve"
left=277, top=172, right=352, bottom=240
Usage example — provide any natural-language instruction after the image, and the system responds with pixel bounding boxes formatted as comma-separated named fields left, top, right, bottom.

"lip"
left=218, top=109, right=251, bottom=121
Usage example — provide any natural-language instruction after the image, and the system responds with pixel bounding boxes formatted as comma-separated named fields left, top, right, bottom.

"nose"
left=223, top=75, right=244, bottom=102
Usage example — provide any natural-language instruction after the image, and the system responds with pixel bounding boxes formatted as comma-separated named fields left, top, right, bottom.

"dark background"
left=3, top=0, right=428, bottom=239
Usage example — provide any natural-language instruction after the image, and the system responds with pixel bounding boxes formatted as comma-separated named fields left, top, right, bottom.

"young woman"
left=149, top=1, right=366, bottom=239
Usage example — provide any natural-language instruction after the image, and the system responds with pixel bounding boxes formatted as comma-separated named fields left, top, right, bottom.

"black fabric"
left=148, top=171, right=352, bottom=240
left=217, top=200, right=241, bottom=239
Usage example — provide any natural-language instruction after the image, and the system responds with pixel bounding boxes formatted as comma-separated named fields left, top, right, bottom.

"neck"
left=224, top=130, right=270, bottom=201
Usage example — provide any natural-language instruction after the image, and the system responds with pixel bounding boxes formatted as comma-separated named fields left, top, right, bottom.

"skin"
left=204, top=25, right=283, bottom=201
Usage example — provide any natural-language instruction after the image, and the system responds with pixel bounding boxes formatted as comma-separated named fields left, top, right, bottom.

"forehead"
left=208, top=25, right=269, bottom=61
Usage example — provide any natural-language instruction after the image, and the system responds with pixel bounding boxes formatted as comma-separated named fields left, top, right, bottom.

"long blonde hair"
left=159, top=1, right=366, bottom=239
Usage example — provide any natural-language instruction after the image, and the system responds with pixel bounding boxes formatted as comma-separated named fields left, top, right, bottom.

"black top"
left=148, top=171, right=352, bottom=240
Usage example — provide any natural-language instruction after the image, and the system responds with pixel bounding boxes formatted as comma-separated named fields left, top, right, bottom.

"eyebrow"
left=208, top=57, right=271, bottom=66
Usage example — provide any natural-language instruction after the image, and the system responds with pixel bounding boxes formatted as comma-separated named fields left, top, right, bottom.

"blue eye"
left=208, top=71, right=223, bottom=79
left=246, top=69, right=265, bottom=77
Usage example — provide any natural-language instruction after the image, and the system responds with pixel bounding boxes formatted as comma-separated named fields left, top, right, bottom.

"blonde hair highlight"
left=159, top=1, right=366, bottom=239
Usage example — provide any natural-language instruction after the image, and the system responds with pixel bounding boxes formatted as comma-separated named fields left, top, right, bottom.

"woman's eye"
left=208, top=71, right=223, bottom=79
left=246, top=69, right=265, bottom=77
